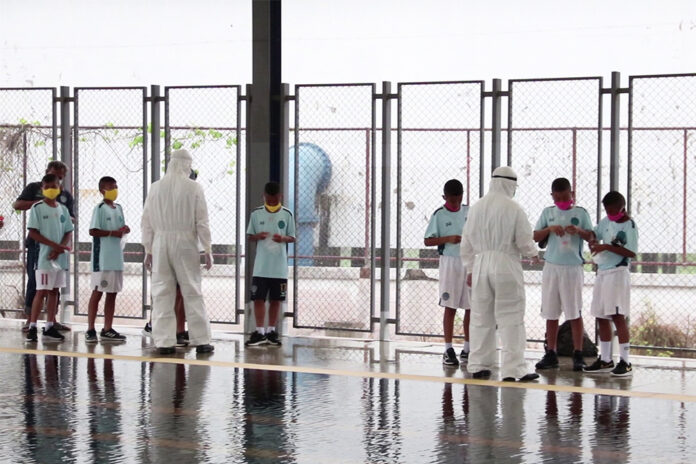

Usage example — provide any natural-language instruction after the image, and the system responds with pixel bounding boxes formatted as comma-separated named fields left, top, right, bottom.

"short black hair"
left=602, top=191, right=626, bottom=208
left=42, top=173, right=59, bottom=185
left=46, top=160, right=67, bottom=173
left=551, top=177, right=571, bottom=192
left=264, top=181, right=281, bottom=196
left=443, top=179, right=463, bottom=196
left=99, top=176, right=117, bottom=191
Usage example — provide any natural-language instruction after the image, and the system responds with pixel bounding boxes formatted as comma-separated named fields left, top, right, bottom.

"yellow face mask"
left=42, top=188, right=60, bottom=200
left=264, top=202, right=282, bottom=213
left=103, top=188, right=118, bottom=202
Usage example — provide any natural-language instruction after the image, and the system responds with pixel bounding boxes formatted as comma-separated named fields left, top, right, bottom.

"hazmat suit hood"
left=166, top=149, right=194, bottom=180
left=489, top=166, right=518, bottom=198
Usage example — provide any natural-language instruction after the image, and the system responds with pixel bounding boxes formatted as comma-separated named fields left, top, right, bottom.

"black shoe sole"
left=196, top=345, right=215, bottom=354
left=85, top=339, right=98, bottom=344
left=519, top=373, right=540, bottom=382
left=245, top=340, right=268, bottom=347
left=502, top=377, right=516, bottom=382
left=158, top=347, right=176, bottom=355
left=472, top=369, right=492, bottom=379
left=100, top=338, right=126, bottom=343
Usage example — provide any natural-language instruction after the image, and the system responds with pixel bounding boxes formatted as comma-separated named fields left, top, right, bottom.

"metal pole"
left=379, top=81, right=392, bottom=342
left=395, top=83, right=402, bottom=334
left=164, top=87, right=171, bottom=167
left=610, top=71, right=621, bottom=191
left=479, top=84, right=485, bottom=198
left=141, top=88, right=148, bottom=317
left=51, top=88, right=58, bottom=160
left=63, top=86, right=75, bottom=321
left=236, top=86, right=243, bottom=323
left=150, top=85, right=161, bottom=183
left=492, top=78, right=502, bottom=170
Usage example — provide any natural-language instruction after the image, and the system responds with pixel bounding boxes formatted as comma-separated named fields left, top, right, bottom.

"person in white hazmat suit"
left=460, top=166, right=539, bottom=382
left=142, top=149, right=214, bottom=355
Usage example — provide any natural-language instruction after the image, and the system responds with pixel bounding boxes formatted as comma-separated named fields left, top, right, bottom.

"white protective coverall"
left=142, top=149, right=213, bottom=348
left=460, top=166, right=538, bottom=379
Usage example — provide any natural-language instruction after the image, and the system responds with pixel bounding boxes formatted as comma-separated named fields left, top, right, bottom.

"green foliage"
left=631, top=303, right=695, bottom=356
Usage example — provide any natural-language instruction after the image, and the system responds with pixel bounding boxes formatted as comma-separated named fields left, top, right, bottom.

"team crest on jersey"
left=101, top=280, right=108, bottom=288
left=442, top=292, right=450, bottom=301
left=571, top=217, right=579, bottom=225
left=278, top=220, right=286, bottom=229
left=60, top=215, right=66, bottom=223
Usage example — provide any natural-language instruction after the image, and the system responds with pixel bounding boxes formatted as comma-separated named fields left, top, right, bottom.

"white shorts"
left=438, top=255, right=470, bottom=310
left=35, top=269, right=67, bottom=291
left=541, top=262, right=583, bottom=320
left=591, top=267, right=630, bottom=319
left=91, top=271, right=123, bottom=293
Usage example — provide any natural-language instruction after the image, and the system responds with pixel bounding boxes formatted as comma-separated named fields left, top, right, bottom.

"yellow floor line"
left=2, top=345, right=695, bottom=403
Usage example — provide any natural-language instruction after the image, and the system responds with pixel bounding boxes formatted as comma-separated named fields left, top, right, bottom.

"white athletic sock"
left=463, top=341, right=470, bottom=352
left=445, top=342, right=453, bottom=350
left=30, top=322, right=37, bottom=328
left=600, top=341, right=612, bottom=362
left=45, top=322, right=53, bottom=329
left=257, top=327, right=266, bottom=335
left=267, top=326, right=276, bottom=333
left=619, top=343, right=630, bottom=363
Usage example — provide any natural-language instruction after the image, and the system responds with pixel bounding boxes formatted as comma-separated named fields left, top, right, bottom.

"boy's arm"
left=424, top=236, right=459, bottom=246
left=28, top=229, right=69, bottom=253
left=13, top=183, right=41, bottom=211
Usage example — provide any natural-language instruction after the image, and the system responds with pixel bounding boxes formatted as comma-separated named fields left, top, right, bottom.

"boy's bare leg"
left=443, top=307, right=456, bottom=344
left=30, top=291, right=46, bottom=324
left=104, top=293, right=117, bottom=331
left=597, top=318, right=612, bottom=341
left=268, top=300, right=281, bottom=327
left=87, top=290, right=102, bottom=331
left=46, top=289, right=58, bottom=323
left=463, top=309, right=470, bottom=342
left=612, top=315, right=630, bottom=344
left=175, top=290, right=186, bottom=333
left=570, top=317, right=584, bottom=351
left=545, top=319, right=560, bottom=351
left=253, top=299, right=266, bottom=330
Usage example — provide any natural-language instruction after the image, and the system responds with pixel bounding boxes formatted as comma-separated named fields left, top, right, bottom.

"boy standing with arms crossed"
left=534, top=178, right=593, bottom=371
left=424, top=179, right=471, bottom=366
left=246, top=182, right=296, bottom=347
left=584, top=191, right=638, bottom=377
left=86, top=176, right=130, bottom=343
left=24, top=174, right=73, bottom=343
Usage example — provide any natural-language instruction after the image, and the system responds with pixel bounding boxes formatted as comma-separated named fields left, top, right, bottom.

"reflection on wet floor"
left=0, top=352, right=694, bottom=463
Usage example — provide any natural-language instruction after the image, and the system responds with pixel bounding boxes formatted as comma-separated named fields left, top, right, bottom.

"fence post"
left=59, top=86, right=74, bottom=323
left=380, top=81, right=393, bottom=342
left=609, top=71, right=621, bottom=192
left=492, top=78, right=503, bottom=169
left=150, top=85, right=162, bottom=183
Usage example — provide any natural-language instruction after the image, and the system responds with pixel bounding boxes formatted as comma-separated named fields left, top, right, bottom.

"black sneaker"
left=85, top=329, right=98, bottom=344
left=176, top=331, right=190, bottom=347
left=611, top=359, right=633, bottom=377
left=142, top=322, right=152, bottom=337
left=100, top=328, right=126, bottom=342
left=472, top=369, right=491, bottom=379
left=25, top=326, right=38, bottom=343
left=583, top=356, right=614, bottom=373
left=245, top=331, right=267, bottom=347
left=196, top=344, right=215, bottom=354
left=265, top=330, right=282, bottom=346
left=158, top=346, right=176, bottom=355
left=572, top=350, right=587, bottom=372
left=459, top=349, right=469, bottom=361
left=53, top=322, right=71, bottom=331
left=42, top=326, right=65, bottom=342
left=535, top=349, right=559, bottom=370
left=442, top=347, right=459, bottom=366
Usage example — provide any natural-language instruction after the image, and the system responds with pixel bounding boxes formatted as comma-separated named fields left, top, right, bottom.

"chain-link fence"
left=508, top=77, right=603, bottom=342
left=164, top=85, right=243, bottom=324
left=73, top=87, right=148, bottom=319
left=0, top=88, right=56, bottom=314
left=292, top=84, right=376, bottom=332
left=628, top=74, right=696, bottom=354
left=395, top=81, right=484, bottom=337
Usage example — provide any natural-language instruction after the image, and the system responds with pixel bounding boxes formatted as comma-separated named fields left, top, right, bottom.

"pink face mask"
left=444, top=202, right=460, bottom=212
left=607, top=210, right=625, bottom=222
left=554, top=200, right=573, bottom=211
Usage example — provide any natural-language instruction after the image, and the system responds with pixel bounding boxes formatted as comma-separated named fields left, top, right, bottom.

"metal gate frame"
left=163, top=85, right=244, bottom=324
left=0, top=87, right=58, bottom=312
left=292, top=83, right=377, bottom=332
left=394, top=80, right=485, bottom=338
left=72, top=87, right=148, bottom=319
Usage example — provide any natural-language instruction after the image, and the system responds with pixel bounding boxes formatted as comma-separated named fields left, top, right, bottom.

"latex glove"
left=144, top=253, right=153, bottom=272
left=204, top=253, right=213, bottom=270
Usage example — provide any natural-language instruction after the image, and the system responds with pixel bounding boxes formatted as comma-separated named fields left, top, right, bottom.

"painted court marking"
left=2, top=346, right=695, bottom=403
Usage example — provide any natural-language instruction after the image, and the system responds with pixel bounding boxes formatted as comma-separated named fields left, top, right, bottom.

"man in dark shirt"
left=13, top=160, right=75, bottom=331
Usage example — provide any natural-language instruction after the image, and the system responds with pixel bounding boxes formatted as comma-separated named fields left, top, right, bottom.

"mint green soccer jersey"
left=247, top=206, right=296, bottom=279
left=89, top=202, right=126, bottom=272
left=535, top=205, right=593, bottom=266
left=593, top=217, right=639, bottom=271
left=424, top=205, right=469, bottom=257
left=27, top=201, right=74, bottom=270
